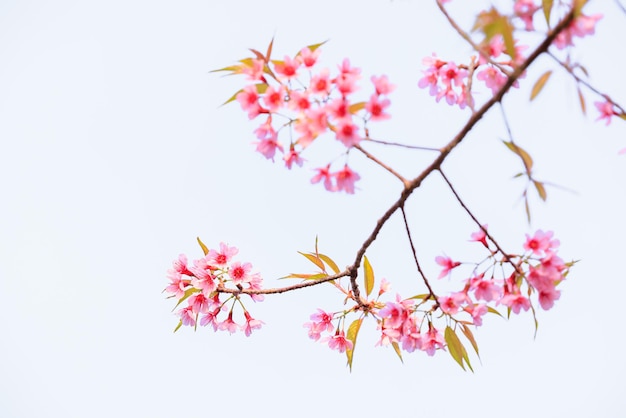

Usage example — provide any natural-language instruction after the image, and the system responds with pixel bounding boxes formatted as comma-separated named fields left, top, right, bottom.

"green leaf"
left=363, top=256, right=375, bottom=297
left=305, top=40, right=328, bottom=53
left=280, top=272, right=328, bottom=280
left=487, top=306, right=504, bottom=318
left=248, top=48, right=265, bottom=62
left=577, top=87, right=587, bottom=115
left=460, top=324, right=480, bottom=357
left=265, top=37, right=275, bottom=62
left=530, top=70, right=552, bottom=101
left=391, top=341, right=404, bottom=363
left=345, top=318, right=363, bottom=371
left=503, top=141, right=533, bottom=174
left=542, top=0, right=554, bottom=26
left=298, top=251, right=326, bottom=271
left=474, top=8, right=516, bottom=60
left=197, top=237, right=209, bottom=256
left=220, top=88, right=243, bottom=106
left=533, top=180, right=547, bottom=201
left=444, top=326, right=466, bottom=371
left=173, top=319, right=183, bottom=333
left=318, top=253, right=340, bottom=274
left=173, top=287, right=199, bottom=311
left=348, top=102, right=366, bottom=114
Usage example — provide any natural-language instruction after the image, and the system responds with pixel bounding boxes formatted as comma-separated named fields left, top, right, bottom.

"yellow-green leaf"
left=408, top=293, right=433, bottom=300
left=473, top=8, right=516, bottom=60
left=318, top=253, right=340, bottom=274
left=391, top=341, right=404, bottom=363
left=265, top=37, right=275, bottom=62
left=578, top=87, right=587, bottom=115
left=503, top=141, right=533, bottom=174
left=197, top=237, right=209, bottom=256
left=305, top=40, right=328, bottom=53
left=348, top=101, right=366, bottom=114
left=530, top=70, right=552, bottom=101
left=533, top=180, right=547, bottom=201
left=363, top=256, right=375, bottom=297
left=460, top=324, right=480, bottom=357
left=280, top=272, right=328, bottom=280
left=542, top=0, right=554, bottom=25
left=173, top=287, right=198, bottom=311
left=220, top=88, right=243, bottom=106
left=173, top=319, right=183, bottom=333
left=487, top=306, right=504, bottom=318
left=345, top=318, right=363, bottom=371
left=444, top=326, right=466, bottom=370
left=298, top=251, right=326, bottom=271
left=210, top=64, right=242, bottom=74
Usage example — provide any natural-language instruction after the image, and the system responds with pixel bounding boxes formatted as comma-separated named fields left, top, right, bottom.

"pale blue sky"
left=1, top=1, right=624, bottom=417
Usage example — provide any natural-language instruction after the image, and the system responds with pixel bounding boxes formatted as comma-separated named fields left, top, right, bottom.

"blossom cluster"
left=164, top=242, right=264, bottom=336
left=419, top=1, right=604, bottom=118
left=221, top=43, right=395, bottom=193
left=305, top=229, right=570, bottom=361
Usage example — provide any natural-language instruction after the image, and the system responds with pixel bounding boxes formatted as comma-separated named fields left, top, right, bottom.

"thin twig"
left=436, top=0, right=511, bottom=75
left=218, top=270, right=350, bottom=295
left=366, top=137, right=441, bottom=151
left=438, top=169, right=523, bottom=275
left=400, top=206, right=438, bottom=300
left=547, top=51, right=626, bottom=114
left=354, top=144, right=409, bottom=185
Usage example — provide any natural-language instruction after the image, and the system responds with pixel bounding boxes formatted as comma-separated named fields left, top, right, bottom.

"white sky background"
left=1, top=0, right=624, bottom=416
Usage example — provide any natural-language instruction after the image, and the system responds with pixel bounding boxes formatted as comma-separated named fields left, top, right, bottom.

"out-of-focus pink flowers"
left=435, top=255, right=461, bottom=279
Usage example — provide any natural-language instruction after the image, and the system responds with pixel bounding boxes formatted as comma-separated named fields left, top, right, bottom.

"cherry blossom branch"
left=354, top=144, right=408, bottom=185
left=365, top=137, right=441, bottom=152
left=218, top=270, right=350, bottom=295
left=400, top=205, right=438, bottom=300
left=348, top=7, right=575, bottom=286
left=437, top=169, right=523, bottom=275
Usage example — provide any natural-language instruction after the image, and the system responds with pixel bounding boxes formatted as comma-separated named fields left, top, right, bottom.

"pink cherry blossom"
left=477, top=66, right=508, bottom=95
left=311, top=164, right=335, bottom=191
left=178, top=306, right=196, bottom=327
left=438, top=292, right=468, bottom=315
left=262, top=85, right=286, bottom=112
left=188, top=293, right=209, bottom=314
left=469, top=274, right=502, bottom=302
left=304, top=309, right=335, bottom=340
left=334, top=119, right=361, bottom=148
left=218, top=311, right=239, bottom=334
left=435, top=255, right=461, bottom=279
left=419, top=327, right=445, bottom=356
left=190, top=265, right=217, bottom=296
left=164, top=272, right=189, bottom=299
left=524, top=230, right=559, bottom=256
left=228, top=261, right=252, bottom=285
left=470, top=225, right=488, bottom=247
left=241, top=58, right=265, bottom=81
left=499, top=292, right=531, bottom=314
left=554, top=13, right=603, bottom=49
left=236, top=85, right=264, bottom=119
left=438, top=62, right=466, bottom=89
left=371, top=75, right=395, bottom=95
left=322, top=330, right=353, bottom=353
left=246, top=272, right=265, bottom=302
left=274, top=55, right=300, bottom=79
left=309, top=68, right=332, bottom=95
left=287, top=90, right=311, bottom=112
left=466, top=303, right=488, bottom=326
left=298, top=47, right=320, bottom=68
left=207, top=242, right=239, bottom=267
left=514, top=0, right=540, bottom=31
left=283, top=147, right=304, bottom=169
left=538, top=287, right=561, bottom=310
left=595, top=101, right=618, bottom=125
left=200, top=308, right=220, bottom=331
left=366, top=94, right=391, bottom=121
left=334, top=164, right=361, bottom=194
left=242, top=311, right=264, bottom=337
